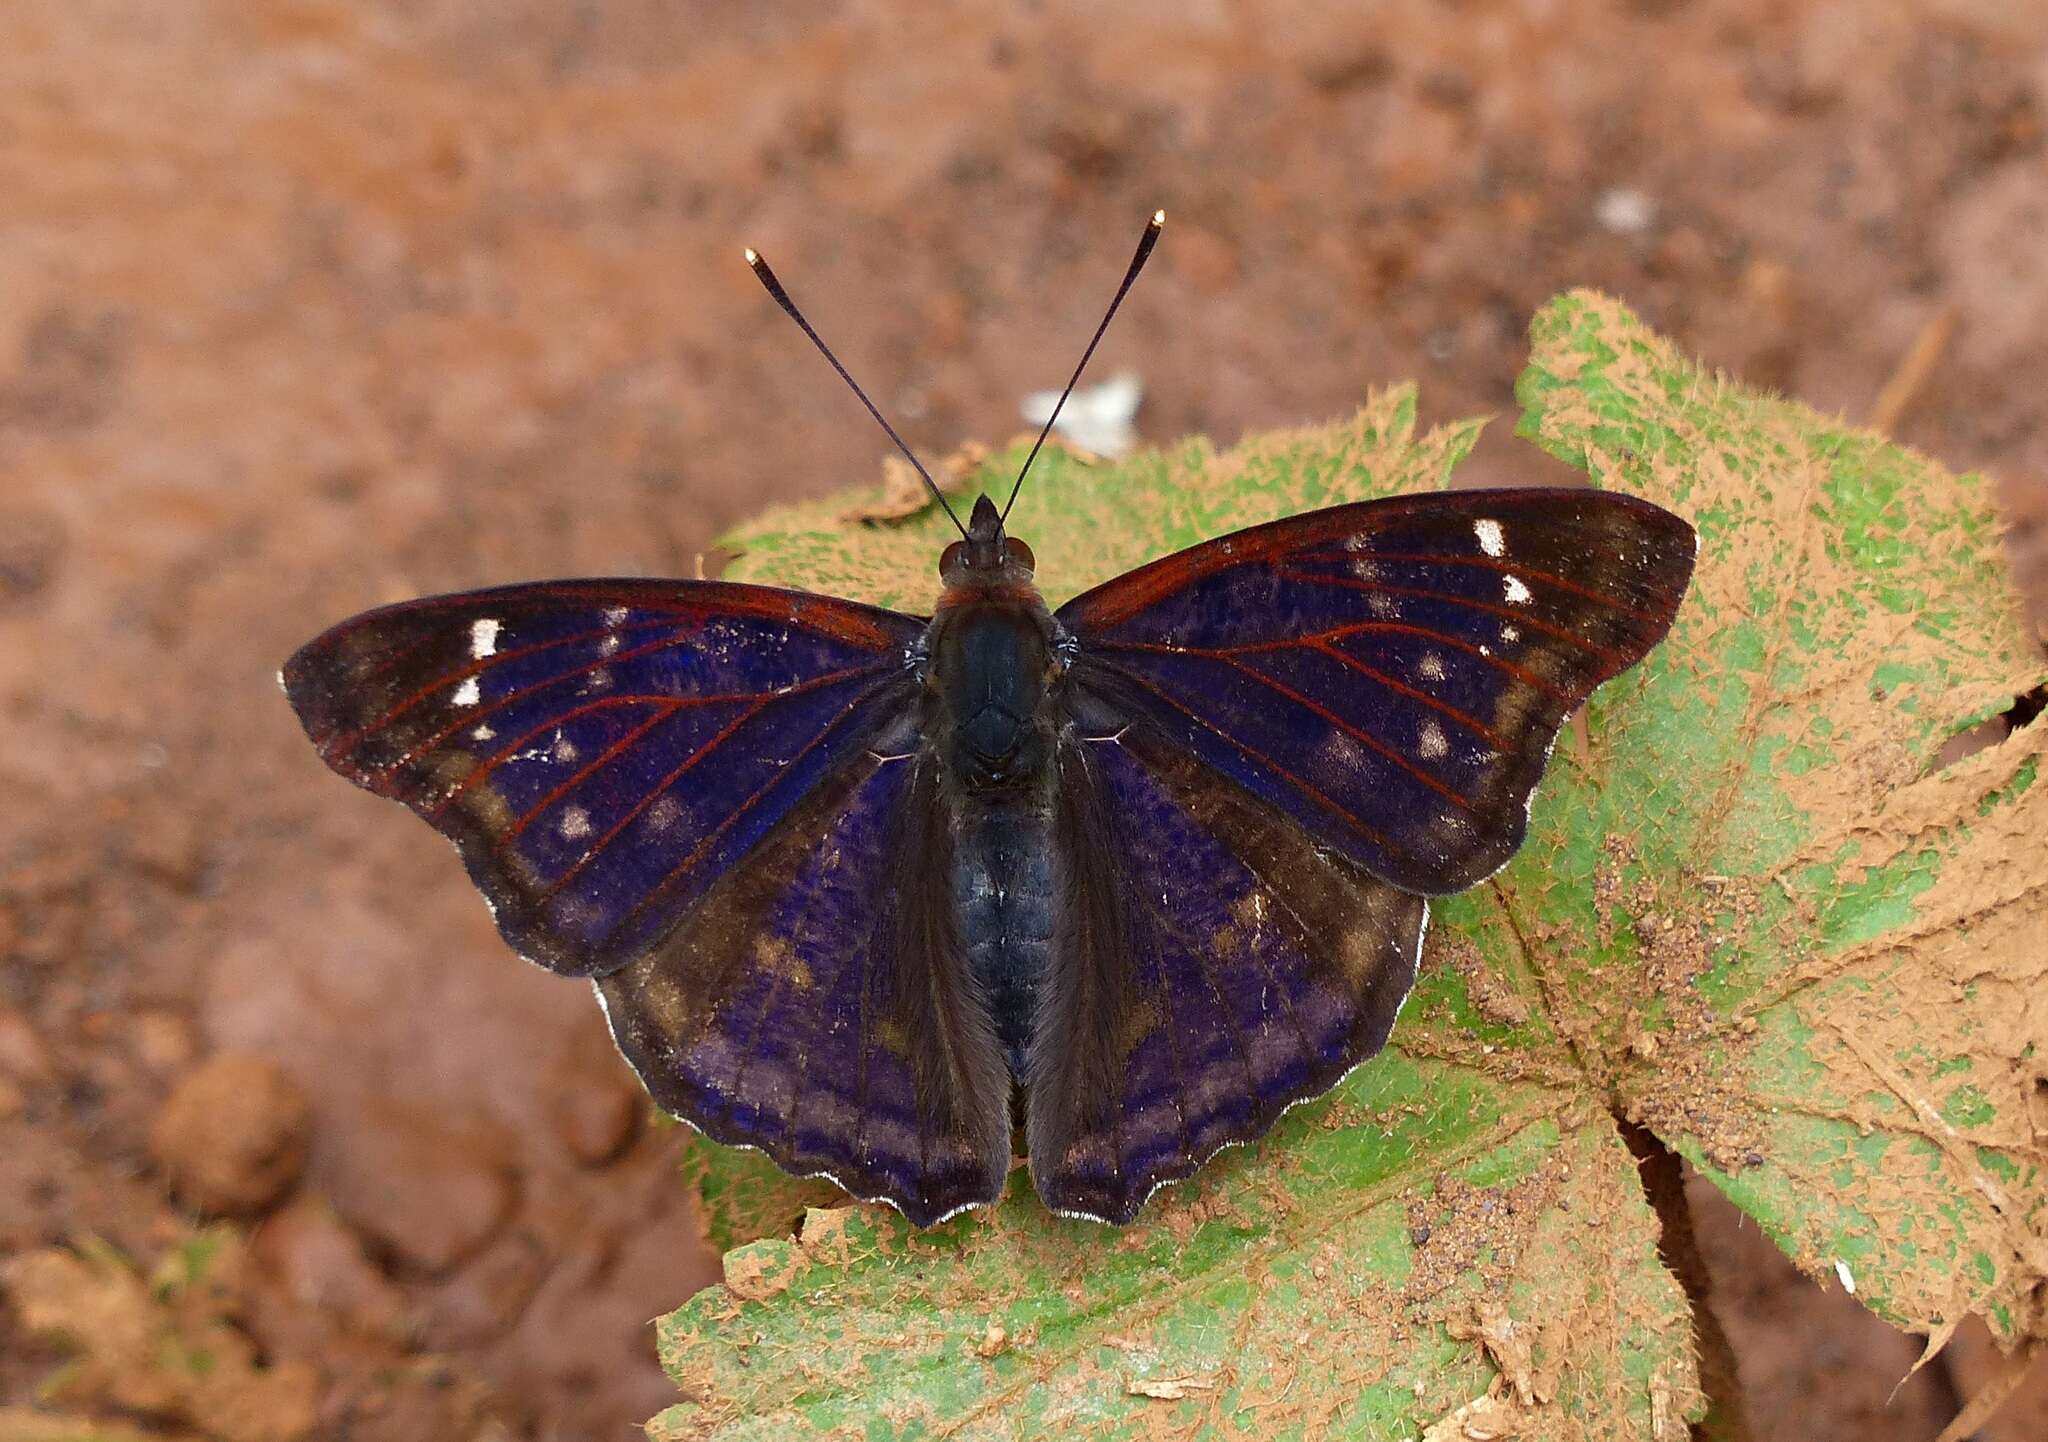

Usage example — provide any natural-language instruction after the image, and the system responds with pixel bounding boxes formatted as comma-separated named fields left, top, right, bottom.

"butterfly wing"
left=1028, top=487, right=1694, bottom=1221
left=1053, top=488, right=1697, bottom=894
left=598, top=747, right=1011, bottom=1226
left=286, top=580, right=1012, bottom=1224
left=1029, top=725, right=1424, bottom=1223
left=283, top=580, right=923, bottom=978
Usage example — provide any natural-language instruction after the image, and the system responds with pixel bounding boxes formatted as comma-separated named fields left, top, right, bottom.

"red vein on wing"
left=326, top=617, right=691, bottom=760
left=1286, top=621, right=1580, bottom=703
left=536, top=667, right=885, bottom=908
left=363, top=638, right=879, bottom=789
left=411, top=694, right=673, bottom=814
left=1209, top=652, right=1472, bottom=808
left=494, top=703, right=693, bottom=845
left=1270, top=568, right=1640, bottom=667
left=1099, top=665, right=1411, bottom=859
left=553, top=674, right=899, bottom=944
left=1350, top=550, right=1677, bottom=624
left=1107, top=636, right=1507, bottom=747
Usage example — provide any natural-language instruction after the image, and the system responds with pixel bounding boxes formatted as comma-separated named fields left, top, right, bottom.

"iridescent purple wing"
left=1029, top=487, right=1695, bottom=1222
left=283, top=580, right=924, bottom=978
left=285, top=581, right=1013, bottom=1224
left=1054, top=488, right=1697, bottom=895
left=598, top=748, right=1011, bottom=1226
left=1029, top=726, right=1424, bottom=1223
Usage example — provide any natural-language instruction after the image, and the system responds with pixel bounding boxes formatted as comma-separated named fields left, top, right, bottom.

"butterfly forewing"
left=1055, top=488, right=1697, bottom=895
left=283, top=580, right=925, bottom=977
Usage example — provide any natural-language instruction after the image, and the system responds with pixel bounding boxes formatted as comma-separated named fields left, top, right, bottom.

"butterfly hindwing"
left=1029, top=720, right=1426, bottom=1224
left=283, top=580, right=925, bottom=977
left=597, top=749, right=1011, bottom=1226
left=1054, top=488, right=1697, bottom=894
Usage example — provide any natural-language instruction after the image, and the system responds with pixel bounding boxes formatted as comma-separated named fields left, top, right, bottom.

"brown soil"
left=3, top=3, right=2045, bottom=1438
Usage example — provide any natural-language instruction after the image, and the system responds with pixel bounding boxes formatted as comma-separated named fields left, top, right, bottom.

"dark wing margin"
left=1053, top=488, right=1696, bottom=895
left=1028, top=723, right=1425, bottom=1224
left=597, top=749, right=1011, bottom=1226
left=282, top=579, right=925, bottom=978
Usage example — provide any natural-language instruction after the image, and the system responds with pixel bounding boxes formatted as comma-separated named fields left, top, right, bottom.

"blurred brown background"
left=3, top=3, right=2046, bottom=1439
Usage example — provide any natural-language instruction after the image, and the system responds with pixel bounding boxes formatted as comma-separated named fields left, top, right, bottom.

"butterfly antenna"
left=745, top=247, right=970, bottom=541
left=999, top=209, right=1164, bottom=528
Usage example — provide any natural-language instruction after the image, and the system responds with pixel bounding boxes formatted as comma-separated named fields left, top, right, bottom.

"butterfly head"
left=940, top=494, right=1037, bottom=589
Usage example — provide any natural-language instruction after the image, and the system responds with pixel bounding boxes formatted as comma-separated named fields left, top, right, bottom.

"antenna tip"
left=1151, top=209, right=1166, bottom=227
left=743, top=247, right=762, bottom=267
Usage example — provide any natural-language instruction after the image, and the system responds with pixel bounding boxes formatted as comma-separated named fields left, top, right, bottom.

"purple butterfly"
left=284, top=215, right=1695, bottom=1226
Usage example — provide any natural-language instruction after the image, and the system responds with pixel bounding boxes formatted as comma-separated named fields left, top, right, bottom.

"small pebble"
left=149, top=1052, right=310, bottom=1215
left=1595, top=186, right=1657, bottom=236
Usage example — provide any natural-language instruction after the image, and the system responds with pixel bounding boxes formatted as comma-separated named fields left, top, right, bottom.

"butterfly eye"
left=1006, top=539, right=1036, bottom=573
left=939, top=541, right=967, bottom=578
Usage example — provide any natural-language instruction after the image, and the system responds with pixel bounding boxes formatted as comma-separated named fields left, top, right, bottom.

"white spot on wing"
left=1417, top=652, right=1446, bottom=682
left=559, top=805, right=592, bottom=839
left=642, top=796, right=680, bottom=835
left=1503, top=574, right=1533, bottom=605
left=552, top=732, right=579, bottom=765
left=469, top=618, right=501, bottom=659
left=602, top=605, right=629, bottom=627
left=1418, top=719, right=1448, bottom=760
left=1367, top=591, right=1399, bottom=618
left=1473, top=518, right=1505, bottom=557
left=470, top=724, right=496, bottom=741
left=1500, top=623, right=1520, bottom=643
left=452, top=676, right=481, bottom=706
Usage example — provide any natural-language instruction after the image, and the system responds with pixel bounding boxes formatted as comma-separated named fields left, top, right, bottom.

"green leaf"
left=654, top=302, right=2048, bottom=1438
left=1515, top=291, right=2048, bottom=1339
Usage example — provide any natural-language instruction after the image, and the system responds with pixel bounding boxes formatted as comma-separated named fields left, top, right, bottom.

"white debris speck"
left=1418, top=719, right=1448, bottom=760
left=1417, top=652, right=1447, bottom=682
left=470, top=724, right=496, bottom=742
left=1473, top=518, right=1505, bottom=557
left=1479, top=644, right=1492, bottom=656
left=469, top=618, right=502, bottom=659
left=1504, top=574, right=1533, bottom=605
left=559, top=805, right=593, bottom=840
left=1834, top=1259, right=1856, bottom=1294
left=1595, top=186, right=1657, bottom=235
left=452, top=676, right=481, bottom=707
left=602, top=605, right=629, bottom=627
left=1020, top=370, right=1143, bottom=458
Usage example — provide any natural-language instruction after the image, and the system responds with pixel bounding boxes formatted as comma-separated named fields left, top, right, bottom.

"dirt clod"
left=249, top=1195, right=409, bottom=1348
left=149, top=1053, right=309, bottom=1217
left=318, top=1100, right=516, bottom=1275
left=543, top=1067, right=643, bottom=1167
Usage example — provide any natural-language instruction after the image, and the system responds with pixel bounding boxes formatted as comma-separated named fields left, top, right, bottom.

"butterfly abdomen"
left=950, top=797, right=1057, bottom=1076
left=923, top=568, right=1066, bottom=1080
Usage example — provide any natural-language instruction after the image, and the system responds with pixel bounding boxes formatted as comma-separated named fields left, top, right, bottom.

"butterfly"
left=284, top=213, right=1696, bottom=1227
